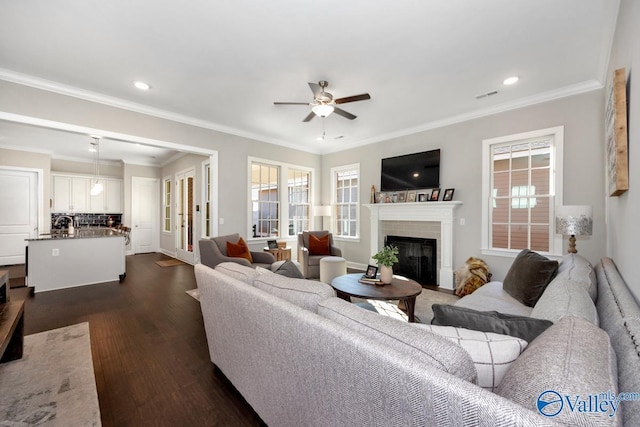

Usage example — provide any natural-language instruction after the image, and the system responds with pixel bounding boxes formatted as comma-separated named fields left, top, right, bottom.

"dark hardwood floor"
left=10, top=253, right=265, bottom=427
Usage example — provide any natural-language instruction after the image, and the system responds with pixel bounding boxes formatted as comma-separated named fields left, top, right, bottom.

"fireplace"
left=365, top=201, right=462, bottom=290
left=385, top=235, right=437, bottom=286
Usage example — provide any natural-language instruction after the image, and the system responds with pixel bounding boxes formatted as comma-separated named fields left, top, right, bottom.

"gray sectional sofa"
left=194, top=254, right=640, bottom=426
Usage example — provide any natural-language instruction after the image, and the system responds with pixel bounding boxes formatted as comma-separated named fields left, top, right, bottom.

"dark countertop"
left=27, top=228, right=126, bottom=241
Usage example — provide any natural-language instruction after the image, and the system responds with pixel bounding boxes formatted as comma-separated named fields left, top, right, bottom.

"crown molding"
left=1, top=68, right=603, bottom=157
left=0, top=68, right=321, bottom=155
left=319, top=79, right=603, bottom=154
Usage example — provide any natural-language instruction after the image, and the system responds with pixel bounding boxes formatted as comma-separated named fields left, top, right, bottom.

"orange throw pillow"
left=226, top=237, right=253, bottom=263
left=308, top=234, right=331, bottom=255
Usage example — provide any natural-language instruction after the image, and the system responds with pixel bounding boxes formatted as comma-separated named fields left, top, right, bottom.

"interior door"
left=0, top=169, right=38, bottom=265
left=131, top=177, right=159, bottom=254
left=175, top=169, right=195, bottom=263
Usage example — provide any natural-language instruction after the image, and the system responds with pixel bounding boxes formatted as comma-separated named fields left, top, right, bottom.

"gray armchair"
left=297, top=231, right=342, bottom=279
left=199, top=233, right=275, bottom=269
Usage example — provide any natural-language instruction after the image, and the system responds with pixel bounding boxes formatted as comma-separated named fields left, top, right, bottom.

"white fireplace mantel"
left=364, top=201, right=462, bottom=289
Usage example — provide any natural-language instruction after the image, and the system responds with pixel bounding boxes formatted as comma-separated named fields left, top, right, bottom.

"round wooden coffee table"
left=330, top=274, right=423, bottom=322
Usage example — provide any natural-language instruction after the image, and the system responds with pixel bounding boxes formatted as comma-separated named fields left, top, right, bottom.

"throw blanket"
left=454, top=257, right=491, bottom=297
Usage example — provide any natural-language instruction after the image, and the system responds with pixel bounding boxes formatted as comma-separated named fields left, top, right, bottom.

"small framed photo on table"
left=364, top=265, right=378, bottom=279
left=429, top=188, right=441, bottom=201
left=267, top=239, right=278, bottom=249
left=443, top=188, right=455, bottom=201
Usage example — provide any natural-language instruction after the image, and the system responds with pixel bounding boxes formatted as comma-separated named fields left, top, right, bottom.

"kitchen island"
left=26, top=228, right=126, bottom=293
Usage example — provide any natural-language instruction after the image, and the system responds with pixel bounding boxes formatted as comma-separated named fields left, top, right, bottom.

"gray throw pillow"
left=431, top=304, right=553, bottom=343
left=274, top=259, right=304, bottom=279
left=502, top=249, right=558, bottom=307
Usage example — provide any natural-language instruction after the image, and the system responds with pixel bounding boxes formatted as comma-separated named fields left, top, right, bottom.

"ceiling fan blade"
left=302, top=111, right=316, bottom=122
left=274, top=102, right=309, bottom=105
left=335, top=93, right=371, bottom=104
left=333, top=107, right=357, bottom=120
left=308, top=82, right=322, bottom=97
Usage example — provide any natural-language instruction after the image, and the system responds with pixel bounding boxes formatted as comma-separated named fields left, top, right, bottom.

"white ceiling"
left=0, top=0, right=620, bottom=161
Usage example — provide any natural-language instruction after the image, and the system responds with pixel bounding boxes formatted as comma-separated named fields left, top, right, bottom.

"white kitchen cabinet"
left=52, top=175, right=90, bottom=213
left=90, top=178, right=122, bottom=213
left=53, top=174, right=123, bottom=213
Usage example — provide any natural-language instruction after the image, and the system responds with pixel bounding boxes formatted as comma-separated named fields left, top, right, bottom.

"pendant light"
left=90, top=136, right=103, bottom=196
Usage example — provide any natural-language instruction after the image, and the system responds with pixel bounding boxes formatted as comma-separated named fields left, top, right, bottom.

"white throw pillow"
left=414, top=324, right=528, bottom=391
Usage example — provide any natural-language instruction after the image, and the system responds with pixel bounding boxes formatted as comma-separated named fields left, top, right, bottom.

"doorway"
left=0, top=169, right=40, bottom=265
left=131, top=177, right=159, bottom=254
left=175, top=168, right=195, bottom=264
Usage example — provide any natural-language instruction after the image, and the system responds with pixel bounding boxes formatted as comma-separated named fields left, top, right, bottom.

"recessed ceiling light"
left=134, top=81, right=151, bottom=90
left=503, top=76, right=519, bottom=85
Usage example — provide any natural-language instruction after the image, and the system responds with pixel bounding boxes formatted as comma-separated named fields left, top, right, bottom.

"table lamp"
left=555, top=205, right=593, bottom=254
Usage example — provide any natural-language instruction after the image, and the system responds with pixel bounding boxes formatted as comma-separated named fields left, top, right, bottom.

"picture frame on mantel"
left=429, top=188, right=441, bottom=201
left=605, top=67, right=629, bottom=196
left=442, top=188, right=455, bottom=201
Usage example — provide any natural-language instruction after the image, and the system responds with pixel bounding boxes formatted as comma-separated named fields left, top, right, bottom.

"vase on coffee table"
left=380, top=265, right=393, bottom=284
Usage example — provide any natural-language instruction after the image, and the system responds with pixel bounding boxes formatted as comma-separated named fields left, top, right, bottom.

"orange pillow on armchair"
left=308, top=234, right=331, bottom=255
left=226, top=237, right=254, bottom=263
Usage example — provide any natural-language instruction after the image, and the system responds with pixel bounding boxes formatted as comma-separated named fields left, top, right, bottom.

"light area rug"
left=155, top=259, right=185, bottom=267
left=0, top=322, right=101, bottom=426
left=185, top=286, right=458, bottom=323
left=353, top=288, right=460, bottom=323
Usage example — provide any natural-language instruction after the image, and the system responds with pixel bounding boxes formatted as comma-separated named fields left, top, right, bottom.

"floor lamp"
left=555, top=205, right=593, bottom=253
left=313, top=205, right=331, bottom=230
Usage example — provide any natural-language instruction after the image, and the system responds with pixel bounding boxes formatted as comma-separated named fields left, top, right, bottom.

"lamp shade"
left=311, top=104, right=334, bottom=118
left=313, top=205, right=331, bottom=217
left=555, top=205, right=593, bottom=236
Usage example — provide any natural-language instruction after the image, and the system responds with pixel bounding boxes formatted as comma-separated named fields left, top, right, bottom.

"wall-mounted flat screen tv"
left=381, top=149, right=440, bottom=191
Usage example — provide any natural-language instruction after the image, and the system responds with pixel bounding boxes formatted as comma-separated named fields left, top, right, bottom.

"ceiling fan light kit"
left=274, top=80, right=371, bottom=122
left=311, top=103, right=334, bottom=118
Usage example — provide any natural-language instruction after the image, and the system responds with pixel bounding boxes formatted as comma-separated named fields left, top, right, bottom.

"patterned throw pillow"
left=226, top=237, right=253, bottom=263
left=308, top=234, right=331, bottom=255
left=414, top=323, right=528, bottom=391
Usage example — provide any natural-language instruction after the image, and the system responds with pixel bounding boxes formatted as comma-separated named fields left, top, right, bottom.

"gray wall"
left=322, top=90, right=606, bottom=281
left=605, top=0, right=640, bottom=300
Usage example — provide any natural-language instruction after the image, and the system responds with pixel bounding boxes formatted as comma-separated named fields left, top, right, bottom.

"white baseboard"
left=159, top=248, right=177, bottom=258
left=347, top=261, right=367, bottom=272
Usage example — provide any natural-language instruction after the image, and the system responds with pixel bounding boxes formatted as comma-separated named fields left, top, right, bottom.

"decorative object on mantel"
left=605, top=68, right=628, bottom=196
left=555, top=205, right=593, bottom=254
left=418, top=193, right=428, bottom=202
left=371, top=185, right=376, bottom=203
left=371, top=245, right=399, bottom=285
left=407, top=191, right=417, bottom=202
left=429, top=188, right=441, bottom=201
left=443, top=188, right=455, bottom=201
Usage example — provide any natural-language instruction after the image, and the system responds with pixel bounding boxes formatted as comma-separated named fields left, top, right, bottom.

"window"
left=251, top=162, right=280, bottom=238
left=248, top=158, right=314, bottom=240
left=163, top=176, right=171, bottom=232
left=482, top=127, right=563, bottom=256
left=288, top=169, right=310, bottom=236
left=204, top=163, right=212, bottom=237
left=332, top=164, right=360, bottom=239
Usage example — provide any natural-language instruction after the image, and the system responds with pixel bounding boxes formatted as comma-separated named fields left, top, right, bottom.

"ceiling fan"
left=274, top=81, right=371, bottom=122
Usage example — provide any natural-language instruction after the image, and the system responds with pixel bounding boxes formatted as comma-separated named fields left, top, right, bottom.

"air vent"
left=475, top=90, right=499, bottom=99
